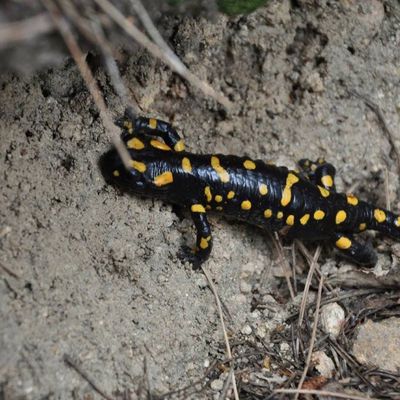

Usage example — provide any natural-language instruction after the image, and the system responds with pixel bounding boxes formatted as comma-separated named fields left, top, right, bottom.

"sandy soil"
left=1, top=1, right=400, bottom=398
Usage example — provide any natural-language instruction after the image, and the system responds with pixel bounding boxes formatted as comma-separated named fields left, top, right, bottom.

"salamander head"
left=99, top=147, right=175, bottom=197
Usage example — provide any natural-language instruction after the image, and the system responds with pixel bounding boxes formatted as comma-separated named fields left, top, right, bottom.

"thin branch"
left=275, top=388, right=377, bottom=400
left=202, top=265, right=240, bottom=400
left=273, top=232, right=295, bottom=300
left=350, top=89, right=400, bottom=175
left=0, top=13, right=54, bottom=49
left=93, top=0, right=232, bottom=110
left=41, top=0, right=132, bottom=169
left=294, top=275, right=323, bottom=400
left=64, top=354, right=114, bottom=400
left=298, top=246, right=321, bottom=327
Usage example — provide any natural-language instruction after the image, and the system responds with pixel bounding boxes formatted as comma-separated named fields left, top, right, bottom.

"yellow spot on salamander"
left=206, top=205, right=211, bottom=210
left=264, top=209, right=272, bottom=218
left=321, top=175, right=333, bottom=187
left=227, top=191, right=235, bottom=199
left=314, top=210, right=325, bottom=220
left=286, top=215, right=295, bottom=226
left=148, top=118, right=157, bottom=129
left=113, top=170, right=120, bottom=177
left=281, top=173, right=299, bottom=207
left=215, top=195, right=223, bottom=203
left=243, top=160, right=256, bottom=170
left=204, top=186, right=212, bottom=202
left=259, top=183, right=268, bottom=195
left=374, top=209, right=386, bottom=223
left=336, top=236, right=352, bottom=250
left=359, top=223, right=367, bottom=231
left=241, top=200, right=251, bottom=210
left=347, top=194, right=359, bottom=206
left=182, top=157, right=192, bottom=173
left=174, top=140, right=185, bottom=152
left=200, top=238, right=209, bottom=249
left=211, top=156, right=230, bottom=183
left=277, top=211, right=283, bottom=219
left=300, top=214, right=310, bottom=225
left=395, top=217, right=400, bottom=227
left=318, top=185, right=330, bottom=197
left=127, top=137, right=144, bottom=150
left=150, top=139, right=171, bottom=151
left=191, top=204, right=206, bottom=213
left=335, top=210, right=347, bottom=224
left=154, top=171, right=173, bottom=186
left=129, top=160, right=146, bottom=173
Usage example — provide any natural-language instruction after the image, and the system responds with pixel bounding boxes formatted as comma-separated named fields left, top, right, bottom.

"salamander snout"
left=98, top=148, right=146, bottom=192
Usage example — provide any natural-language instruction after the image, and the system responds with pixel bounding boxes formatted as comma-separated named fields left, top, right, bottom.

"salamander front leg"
left=298, top=158, right=337, bottom=192
left=179, top=204, right=213, bottom=269
left=115, top=110, right=185, bottom=152
left=333, top=233, right=377, bottom=266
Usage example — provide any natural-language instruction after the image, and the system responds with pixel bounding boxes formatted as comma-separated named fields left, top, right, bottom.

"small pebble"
left=320, top=302, right=345, bottom=338
left=210, top=379, right=224, bottom=391
left=241, top=325, right=252, bottom=335
left=311, top=351, right=335, bottom=378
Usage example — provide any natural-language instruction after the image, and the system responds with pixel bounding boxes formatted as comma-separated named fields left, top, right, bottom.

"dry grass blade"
left=275, top=388, right=377, bottom=400
left=0, top=13, right=54, bottom=48
left=298, top=246, right=321, bottom=327
left=294, top=276, right=324, bottom=400
left=41, top=0, right=132, bottom=170
left=273, top=232, right=295, bottom=300
left=93, top=0, right=233, bottom=110
left=350, top=89, right=400, bottom=175
left=64, top=354, right=115, bottom=400
left=0, top=261, right=20, bottom=279
left=201, top=265, right=240, bottom=400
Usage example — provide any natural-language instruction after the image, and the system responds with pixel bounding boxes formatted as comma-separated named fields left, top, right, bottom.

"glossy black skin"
left=100, top=115, right=400, bottom=268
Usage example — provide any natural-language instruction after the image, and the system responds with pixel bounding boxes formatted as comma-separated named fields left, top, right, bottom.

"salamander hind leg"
left=179, top=204, right=213, bottom=269
left=298, top=158, right=336, bottom=191
left=333, top=233, right=377, bottom=266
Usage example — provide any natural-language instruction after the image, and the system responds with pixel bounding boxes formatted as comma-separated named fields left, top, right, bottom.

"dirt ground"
left=1, top=1, right=400, bottom=399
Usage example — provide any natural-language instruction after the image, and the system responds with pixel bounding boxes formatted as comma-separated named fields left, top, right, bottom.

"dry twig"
left=202, top=265, right=240, bottom=400
left=41, top=0, right=132, bottom=169
left=0, top=13, right=54, bottom=48
left=295, top=276, right=324, bottom=399
left=275, top=388, right=377, bottom=400
left=93, top=0, right=233, bottom=110
left=64, top=354, right=114, bottom=400
left=350, top=89, right=400, bottom=175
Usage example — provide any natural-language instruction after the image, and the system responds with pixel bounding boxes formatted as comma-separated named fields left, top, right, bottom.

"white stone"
left=320, top=302, right=345, bottom=338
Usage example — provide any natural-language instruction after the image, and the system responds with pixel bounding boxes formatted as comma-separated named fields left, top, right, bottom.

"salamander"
left=99, top=111, right=400, bottom=268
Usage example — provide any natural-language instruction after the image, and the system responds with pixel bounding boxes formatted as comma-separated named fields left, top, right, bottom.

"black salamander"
left=100, top=113, right=400, bottom=268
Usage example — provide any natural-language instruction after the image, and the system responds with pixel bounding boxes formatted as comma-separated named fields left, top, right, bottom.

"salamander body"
left=100, top=113, right=400, bottom=267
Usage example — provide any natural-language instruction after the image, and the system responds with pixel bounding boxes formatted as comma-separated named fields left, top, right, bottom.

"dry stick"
left=0, top=261, right=20, bottom=279
left=295, top=240, right=333, bottom=292
left=273, top=233, right=295, bottom=300
left=384, top=166, right=391, bottom=211
left=42, top=0, right=132, bottom=170
left=89, top=19, right=139, bottom=116
left=57, top=0, right=138, bottom=115
left=201, top=265, right=240, bottom=400
left=294, top=275, right=324, bottom=400
left=129, top=0, right=184, bottom=68
left=297, top=246, right=321, bottom=327
left=93, top=0, right=232, bottom=110
left=350, top=90, right=400, bottom=175
left=275, top=388, right=377, bottom=400
left=64, top=354, right=114, bottom=400
left=0, top=13, right=54, bottom=48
